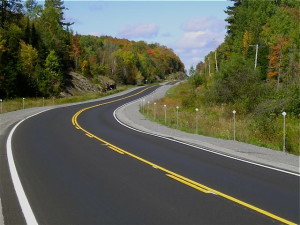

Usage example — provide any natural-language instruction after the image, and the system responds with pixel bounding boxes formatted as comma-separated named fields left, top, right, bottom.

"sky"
left=62, top=0, right=232, bottom=70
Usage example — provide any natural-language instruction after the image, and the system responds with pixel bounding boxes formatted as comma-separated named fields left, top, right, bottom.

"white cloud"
left=183, top=17, right=226, bottom=33
left=172, top=17, right=227, bottom=70
left=117, top=24, right=159, bottom=39
left=176, top=31, right=210, bottom=49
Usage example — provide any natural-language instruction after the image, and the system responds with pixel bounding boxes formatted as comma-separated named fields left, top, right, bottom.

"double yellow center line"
left=71, top=87, right=297, bottom=225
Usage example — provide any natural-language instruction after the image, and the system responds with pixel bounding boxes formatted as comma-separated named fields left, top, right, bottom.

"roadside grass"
left=141, top=82, right=300, bottom=155
left=0, top=85, right=133, bottom=114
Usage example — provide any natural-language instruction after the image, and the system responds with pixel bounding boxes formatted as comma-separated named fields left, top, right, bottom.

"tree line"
left=190, top=0, right=299, bottom=116
left=0, top=0, right=185, bottom=98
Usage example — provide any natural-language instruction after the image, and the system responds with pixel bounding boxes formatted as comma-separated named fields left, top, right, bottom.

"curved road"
left=7, top=85, right=300, bottom=224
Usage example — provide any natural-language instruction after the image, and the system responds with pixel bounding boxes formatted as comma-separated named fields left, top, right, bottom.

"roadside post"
left=22, top=98, right=25, bottom=110
left=176, top=106, right=179, bottom=129
left=232, top=110, right=236, bottom=141
left=154, top=102, right=157, bottom=119
left=163, top=104, right=167, bottom=124
left=0, top=99, right=2, bottom=113
left=195, top=108, right=199, bottom=134
left=282, top=112, right=286, bottom=153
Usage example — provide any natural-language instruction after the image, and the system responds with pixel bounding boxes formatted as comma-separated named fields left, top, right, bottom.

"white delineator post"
left=163, top=105, right=167, bottom=124
left=0, top=99, right=2, bottom=113
left=176, top=106, right=179, bottom=129
left=282, top=112, right=287, bottom=153
left=154, top=102, right=157, bottom=120
left=232, top=110, right=236, bottom=141
left=22, top=98, right=25, bottom=110
left=195, top=108, right=199, bottom=134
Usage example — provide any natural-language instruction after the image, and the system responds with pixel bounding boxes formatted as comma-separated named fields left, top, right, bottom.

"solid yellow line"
left=108, top=146, right=124, bottom=155
left=166, top=174, right=211, bottom=194
left=71, top=86, right=297, bottom=225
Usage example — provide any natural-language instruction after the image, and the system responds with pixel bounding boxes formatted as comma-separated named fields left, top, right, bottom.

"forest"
left=191, top=0, right=299, bottom=116
left=0, top=0, right=185, bottom=98
left=150, top=0, right=299, bottom=154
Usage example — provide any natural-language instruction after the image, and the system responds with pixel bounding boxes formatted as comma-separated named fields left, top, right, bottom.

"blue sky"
left=63, top=1, right=232, bottom=70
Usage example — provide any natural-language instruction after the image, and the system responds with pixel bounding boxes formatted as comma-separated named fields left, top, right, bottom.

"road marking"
left=166, top=174, right=212, bottom=194
left=5, top=87, right=153, bottom=225
left=85, top=133, right=94, bottom=138
left=108, top=146, right=124, bottom=154
left=7, top=110, right=52, bottom=225
left=114, top=102, right=300, bottom=177
left=72, top=87, right=297, bottom=225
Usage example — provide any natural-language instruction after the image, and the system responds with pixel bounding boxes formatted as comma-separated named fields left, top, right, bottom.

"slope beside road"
left=116, top=84, right=299, bottom=174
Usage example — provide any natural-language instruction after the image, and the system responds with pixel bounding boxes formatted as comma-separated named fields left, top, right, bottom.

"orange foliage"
left=72, top=35, right=80, bottom=57
left=267, top=36, right=289, bottom=78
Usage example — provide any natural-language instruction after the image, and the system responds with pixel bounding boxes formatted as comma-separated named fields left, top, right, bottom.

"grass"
left=0, top=85, right=134, bottom=114
left=141, top=82, right=300, bottom=155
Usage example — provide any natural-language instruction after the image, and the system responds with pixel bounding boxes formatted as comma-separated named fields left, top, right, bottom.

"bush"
left=207, top=55, right=265, bottom=112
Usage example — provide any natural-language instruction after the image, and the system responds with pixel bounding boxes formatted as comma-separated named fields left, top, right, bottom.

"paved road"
left=8, top=85, right=300, bottom=224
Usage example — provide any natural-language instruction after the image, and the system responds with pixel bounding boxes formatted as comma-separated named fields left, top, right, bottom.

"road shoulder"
left=0, top=86, right=142, bottom=225
left=115, top=84, right=299, bottom=174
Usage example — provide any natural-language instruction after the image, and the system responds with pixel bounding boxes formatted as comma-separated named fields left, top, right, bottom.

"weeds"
left=0, top=85, right=132, bottom=114
left=141, top=82, right=300, bottom=155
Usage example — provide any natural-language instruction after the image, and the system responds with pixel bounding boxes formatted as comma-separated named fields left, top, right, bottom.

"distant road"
left=8, top=85, right=300, bottom=224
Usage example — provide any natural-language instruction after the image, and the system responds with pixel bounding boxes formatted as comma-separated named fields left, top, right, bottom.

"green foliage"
left=19, top=41, right=39, bottom=77
left=186, top=0, right=300, bottom=154
left=193, top=0, right=299, bottom=115
left=0, top=0, right=184, bottom=99
left=76, top=35, right=184, bottom=85
left=189, top=73, right=204, bottom=88
left=24, top=0, right=42, bottom=20
left=39, top=50, right=63, bottom=96
left=208, top=56, right=266, bottom=112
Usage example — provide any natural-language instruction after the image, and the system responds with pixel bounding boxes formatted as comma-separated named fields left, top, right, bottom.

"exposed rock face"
left=61, top=72, right=116, bottom=97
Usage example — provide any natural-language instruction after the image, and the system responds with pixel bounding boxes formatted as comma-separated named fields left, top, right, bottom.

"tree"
left=81, top=60, right=91, bottom=77
left=39, top=50, right=63, bottom=96
left=24, top=0, right=42, bottom=20
left=242, top=30, right=252, bottom=56
left=19, top=41, right=38, bottom=77
left=267, top=36, right=289, bottom=89
left=72, top=35, right=80, bottom=69
left=189, top=66, right=195, bottom=77
left=0, top=0, right=23, bottom=27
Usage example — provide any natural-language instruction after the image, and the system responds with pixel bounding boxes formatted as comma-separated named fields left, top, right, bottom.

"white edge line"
left=4, top=86, right=151, bottom=225
left=4, top=86, right=148, bottom=225
left=6, top=109, right=52, bottom=225
left=113, top=98, right=300, bottom=177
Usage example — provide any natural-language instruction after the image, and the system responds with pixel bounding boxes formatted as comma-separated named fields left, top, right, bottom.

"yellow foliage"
left=242, top=31, right=252, bottom=55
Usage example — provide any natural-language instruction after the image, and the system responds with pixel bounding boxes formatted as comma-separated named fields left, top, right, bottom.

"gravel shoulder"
left=115, top=84, right=300, bottom=174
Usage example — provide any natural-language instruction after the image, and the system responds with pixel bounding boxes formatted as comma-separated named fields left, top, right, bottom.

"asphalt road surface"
left=8, top=85, right=300, bottom=225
